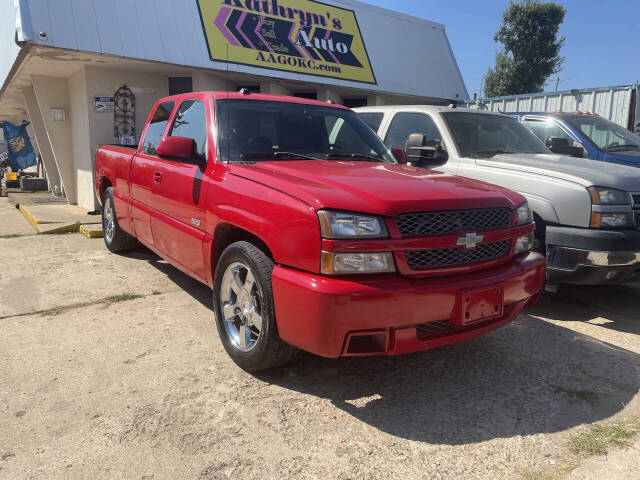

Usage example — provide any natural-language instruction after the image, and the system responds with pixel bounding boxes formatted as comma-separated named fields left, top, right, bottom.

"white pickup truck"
left=356, top=105, right=640, bottom=285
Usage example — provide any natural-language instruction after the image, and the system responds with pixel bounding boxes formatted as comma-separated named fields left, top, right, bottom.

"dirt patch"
left=1, top=232, right=639, bottom=479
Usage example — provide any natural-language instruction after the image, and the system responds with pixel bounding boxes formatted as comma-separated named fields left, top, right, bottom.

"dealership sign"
left=197, top=0, right=376, bottom=84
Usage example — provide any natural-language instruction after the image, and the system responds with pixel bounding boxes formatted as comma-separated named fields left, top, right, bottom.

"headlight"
left=514, top=232, right=534, bottom=255
left=588, top=187, right=630, bottom=205
left=318, top=210, right=388, bottom=239
left=590, top=212, right=634, bottom=228
left=321, top=251, right=396, bottom=274
left=516, top=201, right=533, bottom=225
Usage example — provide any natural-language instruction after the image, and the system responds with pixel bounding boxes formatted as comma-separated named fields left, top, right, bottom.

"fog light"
left=514, top=232, right=534, bottom=255
left=321, top=251, right=396, bottom=274
left=547, top=246, right=589, bottom=270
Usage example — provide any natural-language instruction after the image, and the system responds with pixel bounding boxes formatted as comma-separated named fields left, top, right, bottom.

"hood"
left=229, top=160, right=523, bottom=216
left=477, top=153, right=640, bottom=192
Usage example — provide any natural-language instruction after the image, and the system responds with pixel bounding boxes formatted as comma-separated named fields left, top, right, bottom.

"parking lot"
left=1, top=196, right=639, bottom=480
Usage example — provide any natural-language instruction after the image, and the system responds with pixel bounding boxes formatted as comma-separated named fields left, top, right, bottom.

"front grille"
left=406, top=240, right=510, bottom=269
left=396, top=208, right=511, bottom=237
left=632, top=193, right=640, bottom=206
left=415, top=316, right=502, bottom=341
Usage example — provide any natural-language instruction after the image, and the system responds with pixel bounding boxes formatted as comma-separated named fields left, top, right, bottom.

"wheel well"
left=532, top=212, right=547, bottom=255
left=532, top=212, right=546, bottom=238
left=101, top=176, right=113, bottom=200
left=212, top=224, right=274, bottom=268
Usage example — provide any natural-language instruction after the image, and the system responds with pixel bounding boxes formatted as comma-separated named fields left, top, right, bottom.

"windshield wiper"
left=240, top=151, right=320, bottom=162
left=326, top=153, right=382, bottom=162
left=602, top=144, right=640, bottom=152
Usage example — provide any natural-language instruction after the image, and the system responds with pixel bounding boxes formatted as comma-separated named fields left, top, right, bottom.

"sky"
left=363, top=0, right=640, bottom=98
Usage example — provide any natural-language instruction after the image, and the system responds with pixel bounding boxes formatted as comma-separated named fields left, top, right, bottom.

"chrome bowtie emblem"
left=456, top=232, right=484, bottom=250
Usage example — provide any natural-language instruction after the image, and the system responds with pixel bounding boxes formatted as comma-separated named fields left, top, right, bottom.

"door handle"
left=153, top=171, right=162, bottom=184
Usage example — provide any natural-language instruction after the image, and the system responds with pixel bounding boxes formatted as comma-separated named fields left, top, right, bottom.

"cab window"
left=384, top=112, right=442, bottom=149
left=142, top=102, right=175, bottom=155
left=523, top=119, right=573, bottom=146
left=169, top=100, right=207, bottom=159
left=357, top=112, right=384, bottom=132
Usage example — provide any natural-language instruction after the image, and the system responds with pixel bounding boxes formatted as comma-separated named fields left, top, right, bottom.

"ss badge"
left=191, top=218, right=201, bottom=227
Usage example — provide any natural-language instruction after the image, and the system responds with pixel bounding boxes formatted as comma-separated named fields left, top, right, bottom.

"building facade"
left=0, top=0, right=468, bottom=209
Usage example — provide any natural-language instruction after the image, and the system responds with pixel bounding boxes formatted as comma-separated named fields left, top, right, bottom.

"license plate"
left=457, top=287, right=504, bottom=325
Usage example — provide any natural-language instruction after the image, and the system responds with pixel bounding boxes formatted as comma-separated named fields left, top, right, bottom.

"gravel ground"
left=1, top=197, right=639, bottom=479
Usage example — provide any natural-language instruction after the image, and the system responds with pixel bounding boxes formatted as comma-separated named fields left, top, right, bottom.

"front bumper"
left=272, top=252, right=545, bottom=358
left=546, top=226, right=640, bottom=284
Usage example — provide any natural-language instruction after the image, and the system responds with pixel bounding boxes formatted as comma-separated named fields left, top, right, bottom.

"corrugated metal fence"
left=465, top=85, right=638, bottom=130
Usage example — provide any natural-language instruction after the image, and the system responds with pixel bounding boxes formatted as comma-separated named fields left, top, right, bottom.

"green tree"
left=484, top=0, right=566, bottom=97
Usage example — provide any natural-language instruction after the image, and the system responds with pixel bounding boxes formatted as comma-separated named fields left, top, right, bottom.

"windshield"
left=564, top=115, right=640, bottom=152
left=442, top=112, right=550, bottom=158
left=216, top=99, right=396, bottom=164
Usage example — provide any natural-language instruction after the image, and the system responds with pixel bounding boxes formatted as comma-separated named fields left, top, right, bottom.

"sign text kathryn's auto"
left=197, top=0, right=376, bottom=84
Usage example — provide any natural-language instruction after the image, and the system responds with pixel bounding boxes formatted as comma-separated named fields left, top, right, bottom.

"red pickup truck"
left=95, top=91, right=545, bottom=371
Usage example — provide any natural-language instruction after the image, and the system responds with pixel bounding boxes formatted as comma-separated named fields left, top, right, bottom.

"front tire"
left=213, top=241, right=298, bottom=372
left=102, top=187, right=137, bottom=253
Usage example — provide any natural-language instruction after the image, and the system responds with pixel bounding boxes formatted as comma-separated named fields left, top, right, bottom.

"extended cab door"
left=149, top=99, right=210, bottom=280
left=130, top=101, right=176, bottom=248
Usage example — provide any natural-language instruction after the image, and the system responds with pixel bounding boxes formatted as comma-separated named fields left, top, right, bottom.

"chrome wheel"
left=103, top=196, right=115, bottom=243
left=220, top=261, right=263, bottom=352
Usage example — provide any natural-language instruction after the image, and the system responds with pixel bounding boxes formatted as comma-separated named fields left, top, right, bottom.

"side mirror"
left=405, top=133, right=448, bottom=167
left=157, top=137, right=205, bottom=165
left=392, top=147, right=408, bottom=164
left=547, top=137, right=584, bottom=158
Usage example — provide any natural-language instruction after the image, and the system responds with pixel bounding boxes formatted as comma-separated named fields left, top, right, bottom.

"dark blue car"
left=513, top=112, right=640, bottom=167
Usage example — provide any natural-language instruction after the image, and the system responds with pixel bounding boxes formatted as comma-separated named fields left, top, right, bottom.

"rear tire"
left=102, top=187, right=137, bottom=253
left=213, top=241, right=298, bottom=372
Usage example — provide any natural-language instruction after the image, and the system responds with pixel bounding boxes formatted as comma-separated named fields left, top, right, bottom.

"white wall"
left=83, top=66, right=169, bottom=152
left=68, top=67, right=95, bottom=209
left=31, top=75, right=75, bottom=203
left=23, top=84, right=62, bottom=192
left=24, top=67, right=170, bottom=210
left=261, top=82, right=293, bottom=96
left=192, top=72, right=230, bottom=92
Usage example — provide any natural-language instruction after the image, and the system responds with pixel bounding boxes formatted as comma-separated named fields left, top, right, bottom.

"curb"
left=17, top=203, right=81, bottom=235
left=79, top=225, right=104, bottom=239
left=42, top=222, right=81, bottom=235
left=18, top=204, right=40, bottom=232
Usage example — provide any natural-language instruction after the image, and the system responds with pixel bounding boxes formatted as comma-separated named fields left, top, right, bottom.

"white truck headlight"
left=321, top=251, right=396, bottom=274
left=514, top=232, right=534, bottom=255
left=588, top=187, right=630, bottom=205
left=588, top=187, right=633, bottom=228
left=516, top=202, right=533, bottom=225
left=318, top=210, right=388, bottom=239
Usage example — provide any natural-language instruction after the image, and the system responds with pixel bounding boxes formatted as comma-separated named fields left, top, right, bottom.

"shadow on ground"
left=116, top=248, right=640, bottom=446
left=120, top=247, right=212, bottom=309
left=258, top=315, right=639, bottom=445
left=531, top=283, right=640, bottom=335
